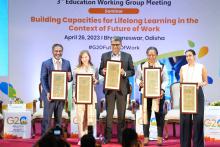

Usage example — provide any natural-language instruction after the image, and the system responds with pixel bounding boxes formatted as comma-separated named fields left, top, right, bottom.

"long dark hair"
left=77, top=50, right=93, bottom=68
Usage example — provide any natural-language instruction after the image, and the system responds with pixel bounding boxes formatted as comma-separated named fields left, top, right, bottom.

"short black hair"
left=185, top=49, right=196, bottom=55
left=52, top=43, right=63, bottom=51
left=111, top=36, right=122, bottom=43
left=146, top=46, right=158, bottom=55
left=122, top=128, right=138, bottom=147
left=81, top=134, right=96, bottom=147
left=34, top=126, right=70, bottom=147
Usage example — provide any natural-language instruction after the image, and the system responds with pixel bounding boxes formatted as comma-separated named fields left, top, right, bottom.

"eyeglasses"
left=111, top=44, right=121, bottom=47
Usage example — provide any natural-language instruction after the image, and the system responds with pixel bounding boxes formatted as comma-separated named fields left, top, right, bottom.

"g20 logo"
left=204, top=118, right=220, bottom=128
left=7, top=116, right=28, bottom=125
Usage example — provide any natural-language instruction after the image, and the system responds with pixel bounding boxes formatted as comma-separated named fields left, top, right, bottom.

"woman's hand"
left=160, top=90, right=165, bottom=99
left=93, top=75, right=98, bottom=84
left=139, top=81, right=144, bottom=88
left=72, top=97, right=76, bottom=103
left=67, top=72, right=72, bottom=81
left=198, top=81, right=207, bottom=88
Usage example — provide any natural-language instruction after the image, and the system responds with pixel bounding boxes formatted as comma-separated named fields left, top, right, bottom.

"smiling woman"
left=0, top=0, right=8, bottom=76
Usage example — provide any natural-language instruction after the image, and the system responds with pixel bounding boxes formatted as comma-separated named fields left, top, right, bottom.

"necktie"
left=56, top=60, right=61, bottom=70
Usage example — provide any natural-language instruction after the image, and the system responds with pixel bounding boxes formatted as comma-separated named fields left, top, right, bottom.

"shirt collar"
left=52, top=58, right=62, bottom=64
left=111, top=51, right=121, bottom=57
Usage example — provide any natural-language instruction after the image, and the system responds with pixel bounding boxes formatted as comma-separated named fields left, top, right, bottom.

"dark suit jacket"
left=99, top=51, right=135, bottom=95
left=40, top=58, right=73, bottom=101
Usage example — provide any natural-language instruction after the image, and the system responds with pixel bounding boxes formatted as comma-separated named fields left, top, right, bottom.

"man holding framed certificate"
left=40, top=44, right=73, bottom=135
left=99, top=36, right=135, bottom=144
left=136, top=47, right=168, bottom=146
left=180, top=49, right=208, bottom=147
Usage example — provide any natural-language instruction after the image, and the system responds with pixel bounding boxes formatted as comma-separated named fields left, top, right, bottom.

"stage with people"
left=1, top=0, right=220, bottom=147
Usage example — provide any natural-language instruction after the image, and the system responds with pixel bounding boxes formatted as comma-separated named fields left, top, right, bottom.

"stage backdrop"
left=0, top=0, right=220, bottom=105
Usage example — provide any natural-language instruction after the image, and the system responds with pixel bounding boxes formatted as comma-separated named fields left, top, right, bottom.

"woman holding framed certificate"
left=180, top=49, right=208, bottom=147
left=72, top=50, right=98, bottom=144
left=136, top=47, right=168, bottom=145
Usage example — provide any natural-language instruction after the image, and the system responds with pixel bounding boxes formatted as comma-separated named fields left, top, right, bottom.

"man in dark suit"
left=40, top=43, right=73, bottom=135
left=99, top=36, right=135, bottom=143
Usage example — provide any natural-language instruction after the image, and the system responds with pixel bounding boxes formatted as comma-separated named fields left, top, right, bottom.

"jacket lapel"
left=121, top=52, right=125, bottom=61
left=107, top=52, right=112, bottom=60
left=61, top=58, right=64, bottom=70
left=50, top=58, right=55, bottom=70
left=120, top=52, right=125, bottom=68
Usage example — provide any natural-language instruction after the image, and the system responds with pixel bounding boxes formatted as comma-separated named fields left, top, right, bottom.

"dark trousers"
left=42, top=100, right=64, bottom=135
left=42, top=97, right=49, bottom=135
left=143, top=98, right=165, bottom=137
left=105, top=91, right=127, bottom=143
left=180, top=87, right=204, bottom=147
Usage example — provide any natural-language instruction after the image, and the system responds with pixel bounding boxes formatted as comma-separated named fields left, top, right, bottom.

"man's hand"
left=102, top=68, right=106, bottom=75
left=121, top=68, right=125, bottom=76
left=47, top=92, right=51, bottom=101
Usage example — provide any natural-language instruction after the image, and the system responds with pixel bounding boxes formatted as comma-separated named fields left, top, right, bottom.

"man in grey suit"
left=99, top=36, right=135, bottom=144
left=40, top=43, right=73, bottom=135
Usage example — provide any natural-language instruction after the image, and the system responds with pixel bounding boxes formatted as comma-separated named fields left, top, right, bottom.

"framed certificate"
left=50, top=71, right=67, bottom=100
left=104, top=60, right=122, bottom=90
left=75, top=74, right=93, bottom=104
left=143, top=68, right=161, bottom=98
left=180, top=83, right=198, bottom=114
